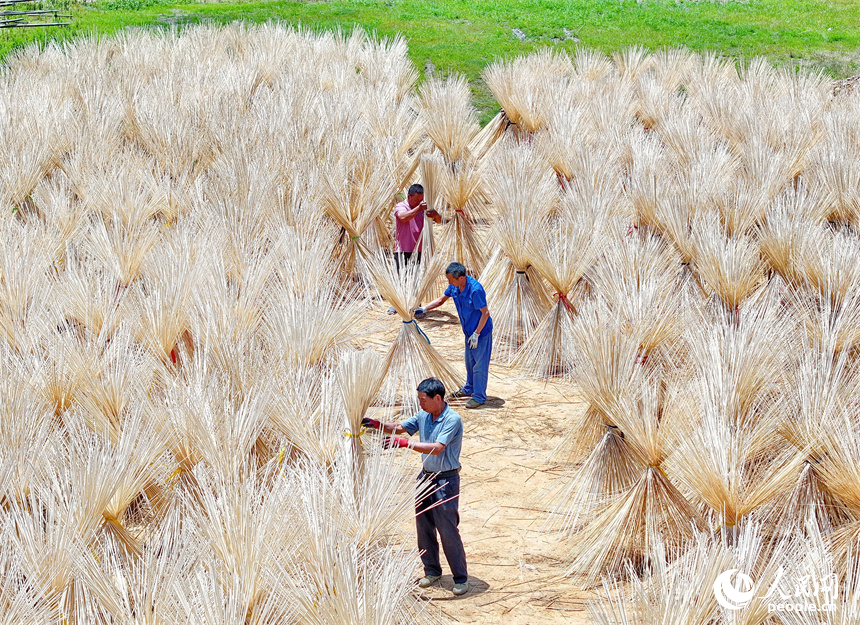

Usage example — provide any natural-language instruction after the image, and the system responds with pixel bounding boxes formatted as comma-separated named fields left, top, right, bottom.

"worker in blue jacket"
left=414, top=261, right=493, bottom=408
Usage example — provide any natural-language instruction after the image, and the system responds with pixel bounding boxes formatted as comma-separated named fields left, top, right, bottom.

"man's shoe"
left=449, top=389, right=469, bottom=399
left=465, top=398, right=484, bottom=409
left=452, top=581, right=469, bottom=596
left=418, top=575, right=441, bottom=588
left=386, top=306, right=397, bottom=315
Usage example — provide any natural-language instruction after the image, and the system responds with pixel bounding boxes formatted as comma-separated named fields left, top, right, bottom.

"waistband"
left=422, top=467, right=460, bottom=479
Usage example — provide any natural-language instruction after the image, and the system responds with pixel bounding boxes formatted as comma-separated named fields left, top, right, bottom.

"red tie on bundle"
left=453, top=209, right=474, bottom=232
left=554, top=291, right=574, bottom=313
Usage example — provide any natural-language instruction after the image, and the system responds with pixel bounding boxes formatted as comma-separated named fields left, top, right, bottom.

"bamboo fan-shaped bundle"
left=267, top=367, right=343, bottom=465
left=664, top=312, right=804, bottom=528
left=70, top=410, right=169, bottom=557
left=83, top=154, right=170, bottom=229
left=533, top=100, right=591, bottom=184
left=480, top=140, right=556, bottom=362
left=319, top=137, right=403, bottom=277
left=354, top=31, right=419, bottom=103
left=0, top=114, right=53, bottom=212
left=794, top=286, right=860, bottom=359
left=280, top=456, right=433, bottom=625
left=690, top=213, right=767, bottom=317
left=818, top=407, right=860, bottom=568
left=0, top=518, right=57, bottom=624
left=0, top=222, right=53, bottom=350
left=682, top=292, right=796, bottom=431
left=22, top=328, right=97, bottom=418
left=131, top=229, right=200, bottom=369
left=30, top=171, right=90, bottom=265
left=764, top=344, right=858, bottom=535
left=649, top=47, right=699, bottom=93
left=625, top=131, right=675, bottom=231
left=174, top=467, right=297, bottom=625
left=6, top=488, right=121, bottom=625
left=667, top=387, right=804, bottom=528
left=419, top=74, right=481, bottom=165
left=362, top=251, right=461, bottom=409
left=335, top=349, right=386, bottom=455
left=188, top=246, right=269, bottom=364
left=588, top=232, right=688, bottom=366
left=572, top=47, right=615, bottom=82
left=612, top=45, right=653, bottom=83
left=633, top=71, right=686, bottom=131
left=589, top=524, right=798, bottom=625
left=0, top=361, right=53, bottom=507
left=796, top=228, right=860, bottom=310
left=164, top=358, right=272, bottom=484
left=417, top=154, right=441, bottom=257
left=57, top=250, right=132, bottom=343
left=264, top=273, right=369, bottom=370
left=76, top=329, right=159, bottom=441
left=567, top=374, right=704, bottom=586
left=779, top=526, right=860, bottom=625
left=435, top=153, right=490, bottom=275
left=483, top=49, right=574, bottom=139
left=82, top=515, right=193, bottom=625
left=332, top=443, right=433, bottom=546
left=512, top=181, right=610, bottom=378
left=544, top=306, right=653, bottom=537
left=811, top=121, right=860, bottom=228
left=84, top=214, right=161, bottom=289
left=124, top=68, right=224, bottom=180
left=758, top=181, right=831, bottom=284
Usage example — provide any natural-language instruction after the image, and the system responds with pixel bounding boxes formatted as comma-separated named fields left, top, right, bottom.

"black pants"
left=416, top=472, right=468, bottom=584
left=395, top=251, right=422, bottom=273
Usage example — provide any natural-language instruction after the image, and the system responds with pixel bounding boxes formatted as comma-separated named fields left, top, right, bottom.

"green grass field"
left=3, top=0, right=859, bottom=119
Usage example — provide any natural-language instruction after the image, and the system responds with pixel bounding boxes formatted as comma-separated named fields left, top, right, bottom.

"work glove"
left=382, top=436, right=411, bottom=450
left=413, top=306, right=427, bottom=318
left=361, top=418, right=380, bottom=429
left=468, top=332, right=480, bottom=349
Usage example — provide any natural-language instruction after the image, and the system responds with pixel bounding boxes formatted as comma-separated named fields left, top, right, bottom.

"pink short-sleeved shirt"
left=394, top=200, right=424, bottom=253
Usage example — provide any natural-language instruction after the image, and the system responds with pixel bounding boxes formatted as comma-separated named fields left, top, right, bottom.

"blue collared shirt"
left=400, top=403, right=463, bottom=473
left=444, top=275, right=493, bottom=336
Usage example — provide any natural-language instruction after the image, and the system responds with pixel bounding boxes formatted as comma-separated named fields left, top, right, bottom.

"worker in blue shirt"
left=414, top=261, right=493, bottom=408
left=362, top=378, right=470, bottom=596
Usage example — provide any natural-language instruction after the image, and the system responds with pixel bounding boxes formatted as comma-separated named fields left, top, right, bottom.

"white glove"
left=468, top=332, right=479, bottom=349
left=413, top=306, right=427, bottom=317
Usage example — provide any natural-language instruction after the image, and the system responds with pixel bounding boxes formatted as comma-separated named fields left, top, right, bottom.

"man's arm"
left=421, top=294, right=450, bottom=312
left=426, top=208, right=442, bottom=224
left=475, top=306, right=490, bottom=334
left=369, top=421, right=408, bottom=435
left=395, top=201, right=426, bottom=222
left=384, top=438, right=446, bottom=455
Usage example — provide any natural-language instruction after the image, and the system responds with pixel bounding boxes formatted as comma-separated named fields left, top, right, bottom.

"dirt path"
left=366, top=304, right=596, bottom=625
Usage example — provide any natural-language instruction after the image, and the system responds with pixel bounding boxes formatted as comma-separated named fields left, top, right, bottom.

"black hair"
left=445, top=261, right=467, bottom=278
left=408, top=184, right=424, bottom=196
left=417, top=377, right=445, bottom=400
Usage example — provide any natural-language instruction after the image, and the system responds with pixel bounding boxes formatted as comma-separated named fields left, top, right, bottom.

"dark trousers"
left=416, top=473, right=468, bottom=584
left=395, top=251, right=422, bottom=273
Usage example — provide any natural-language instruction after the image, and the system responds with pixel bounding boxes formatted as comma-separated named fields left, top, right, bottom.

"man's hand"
left=382, top=436, right=411, bottom=450
left=413, top=306, right=427, bottom=318
left=468, top=332, right=480, bottom=349
left=361, top=418, right=380, bottom=429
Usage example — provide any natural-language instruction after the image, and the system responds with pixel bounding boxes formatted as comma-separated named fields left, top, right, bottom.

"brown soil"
left=364, top=303, right=595, bottom=625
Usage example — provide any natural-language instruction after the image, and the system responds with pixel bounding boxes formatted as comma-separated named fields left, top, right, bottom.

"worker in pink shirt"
left=394, top=184, right=441, bottom=272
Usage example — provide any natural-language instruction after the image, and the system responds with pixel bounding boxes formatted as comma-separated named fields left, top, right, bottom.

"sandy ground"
left=363, top=303, right=596, bottom=625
